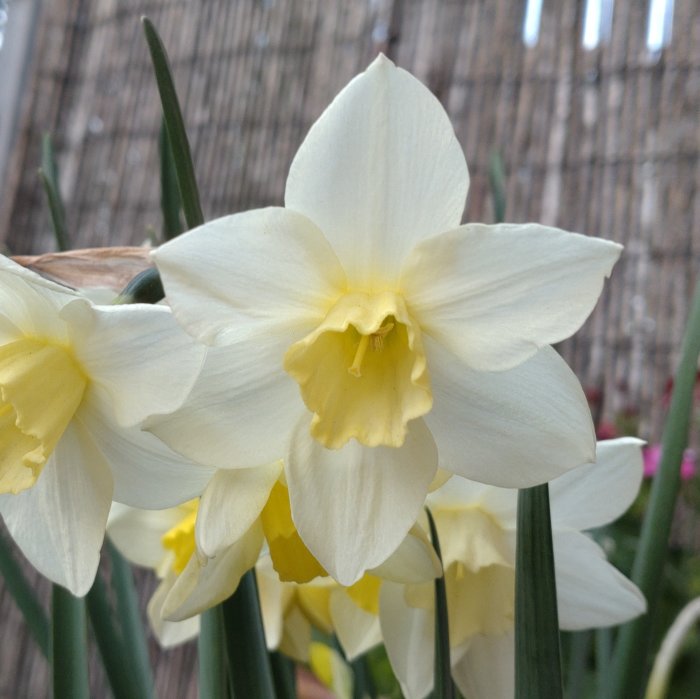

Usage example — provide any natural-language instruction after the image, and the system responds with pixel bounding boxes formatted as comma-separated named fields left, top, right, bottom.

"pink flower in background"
left=643, top=445, right=697, bottom=481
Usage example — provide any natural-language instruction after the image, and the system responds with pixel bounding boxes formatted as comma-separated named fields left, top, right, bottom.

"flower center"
left=261, top=480, right=327, bottom=583
left=161, top=501, right=199, bottom=575
left=0, top=337, right=88, bottom=495
left=284, top=291, right=432, bottom=449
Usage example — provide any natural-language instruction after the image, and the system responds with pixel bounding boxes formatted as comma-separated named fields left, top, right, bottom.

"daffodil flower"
left=0, top=257, right=208, bottom=595
left=151, top=55, right=621, bottom=584
left=378, top=438, right=646, bottom=699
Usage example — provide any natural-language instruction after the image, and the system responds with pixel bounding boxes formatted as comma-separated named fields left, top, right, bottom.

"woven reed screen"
left=0, top=0, right=698, bottom=695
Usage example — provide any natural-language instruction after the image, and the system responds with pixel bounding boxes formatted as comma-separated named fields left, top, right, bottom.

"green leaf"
left=0, top=531, right=50, bottom=656
left=159, top=118, right=184, bottom=240
left=221, top=570, right=277, bottom=698
left=488, top=150, right=507, bottom=225
left=51, top=584, right=89, bottom=699
left=107, top=540, right=155, bottom=698
left=199, top=607, right=229, bottom=699
left=515, top=484, right=563, bottom=699
left=605, top=279, right=700, bottom=699
left=86, top=571, right=141, bottom=699
left=425, top=507, right=455, bottom=699
left=141, top=16, right=204, bottom=230
left=566, top=631, right=592, bottom=699
left=38, top=133, right=70, bottom=252
left=270, top=651, right=297, bottom=699
left=113, top=267, right=165, bottom=305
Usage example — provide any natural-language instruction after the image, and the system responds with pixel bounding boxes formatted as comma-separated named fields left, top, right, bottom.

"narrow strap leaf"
left=488, top=150, right=507, bottom=225
left=199, top=606, right=229, bottom=699
left=221, top=570, right=277, bottom=699
left=86, top=571, right=140, bottom=699
left=515, top=484, right=563, bottom=699
left=0, top=531, right=50, bottom=656
left=425, top=507, right=455, bottom=699
left=605, top=279, right=700, bottom=699
left=270, top=651, right=297, bottom=699
left=159, top=118, right=184, bottom=240
left=141, top=16, right=204, bottom=230
left=38, top=133, right=70, bottom=252
left=51, top=584, right=90, bottom=699
left=113, top=267, right=165, bottom=305
left=107, top=539, right=155, bottom=698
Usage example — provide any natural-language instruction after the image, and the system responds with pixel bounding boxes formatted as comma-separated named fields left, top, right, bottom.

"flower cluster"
left=0, top=55, right=646, bottom=693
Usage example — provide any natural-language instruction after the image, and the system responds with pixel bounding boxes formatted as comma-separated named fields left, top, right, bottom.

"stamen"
left=348, top=334, right=370, bottom=377
left=371, top=321, right=394, bottom=351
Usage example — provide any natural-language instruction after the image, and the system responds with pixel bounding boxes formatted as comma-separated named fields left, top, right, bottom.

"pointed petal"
left=63, top=300, right=206, bottom=426
left=0, top=421, right=113, bottom=596
left=550, top=438, right=644, bottom=530
left=162, top=521, right=264, bottom=622
left=554, top=530, right=646, bottom=629
left=379, top=581, right=434, bottom=699
left=145, top=345, right=304, bottom=470
left=108, top=503, right=183, bottom=569
left=78, top=400, right=215, bottom=509
left=286, top=55, right=468, bottom=288
left=425, top=340, right=596, bottom=487
left=147, top=573, right=201, bottom=647
left=451, top=633, right=515, bottom=699
left=287, top=417, right=437, bottom=585
left=152, top=207, right=346, bottom=346
left=256, top=557, right=296, bottom=650
left=330, top=589, right=382, bottom=661
left=196, top=462, right=282, bottom=558
left=370, top=524, right=442, bottom=584
left=402, top=224, right=621, bottom=371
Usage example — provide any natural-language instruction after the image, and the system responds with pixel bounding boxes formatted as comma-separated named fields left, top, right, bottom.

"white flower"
left=0, top=256, right=209, bottom=595
left=150, top=55, right=621, bottom=584
left=378, top=438, right=647, bottom=699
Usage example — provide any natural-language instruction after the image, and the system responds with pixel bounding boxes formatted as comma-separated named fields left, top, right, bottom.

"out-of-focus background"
left=0, top=0, right=698, bottom=696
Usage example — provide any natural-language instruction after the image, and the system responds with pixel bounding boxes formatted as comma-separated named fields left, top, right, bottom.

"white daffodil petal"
left=287, top=417, right=438, bottom=585
left=62, top=300, right=206, bottom=426
left=330, top=589, right=382, bottom=661
left=554, top=530, right=646, bottom=629
left=379, top=581, right=434, bottom=699
left=0, top=421, right=112, bottom=596
left=107, top=503, right=184, bottom=569
left=425, top=341, right=595, bottom=487
left=550, top=438, right=644, bottom=531
left=285, top=55, right=468, bottom=288
left=153, top=207, right=346, bottom=346
left=78, top=401, right=214, bottom=509
left=147, top=572, right=201, bottom=647
left=196, top=462, right=283, bottom=558
left=145, top=344, right=305, bottom=470
left=401, top=224, right=621, bottom=371
left=256, top=558, right=296, bottom=650
left=162, top=521, right=264, bottom=622
left=370, top=524, right=441, bottom=584
left=451, top=632, right=515, bottom=699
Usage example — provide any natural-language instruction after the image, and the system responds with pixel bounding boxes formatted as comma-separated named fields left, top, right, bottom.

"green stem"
left=270, top=651, right=297, bottom=699
left=107, top=539, right=155, bottom=698
left=51, top=585, right=89, bottom=699
left=221, top=570, right=277, bottom=698
left=566, top=631, right=592, bottom=699
left=198, top=606, right=228, bottom=699
left=605, top=279, right=700, bottom=699
left=425, top=508, right=454, bottom=699
left=86, top=572, right=140, bottom=699
left=38, top=133, right=70, bottom=251
left=515, top=484, right=563, bottom=699
left=0, top=532, right=50, bottom=656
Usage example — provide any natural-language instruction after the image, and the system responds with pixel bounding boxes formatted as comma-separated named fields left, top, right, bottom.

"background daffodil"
left=0, top=256, right=208, bottom=595
left=151, top=55, right=622, bottom=585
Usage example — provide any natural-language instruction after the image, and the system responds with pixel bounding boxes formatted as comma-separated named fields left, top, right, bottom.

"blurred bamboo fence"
left=0, top=0, right=698, bottom=696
